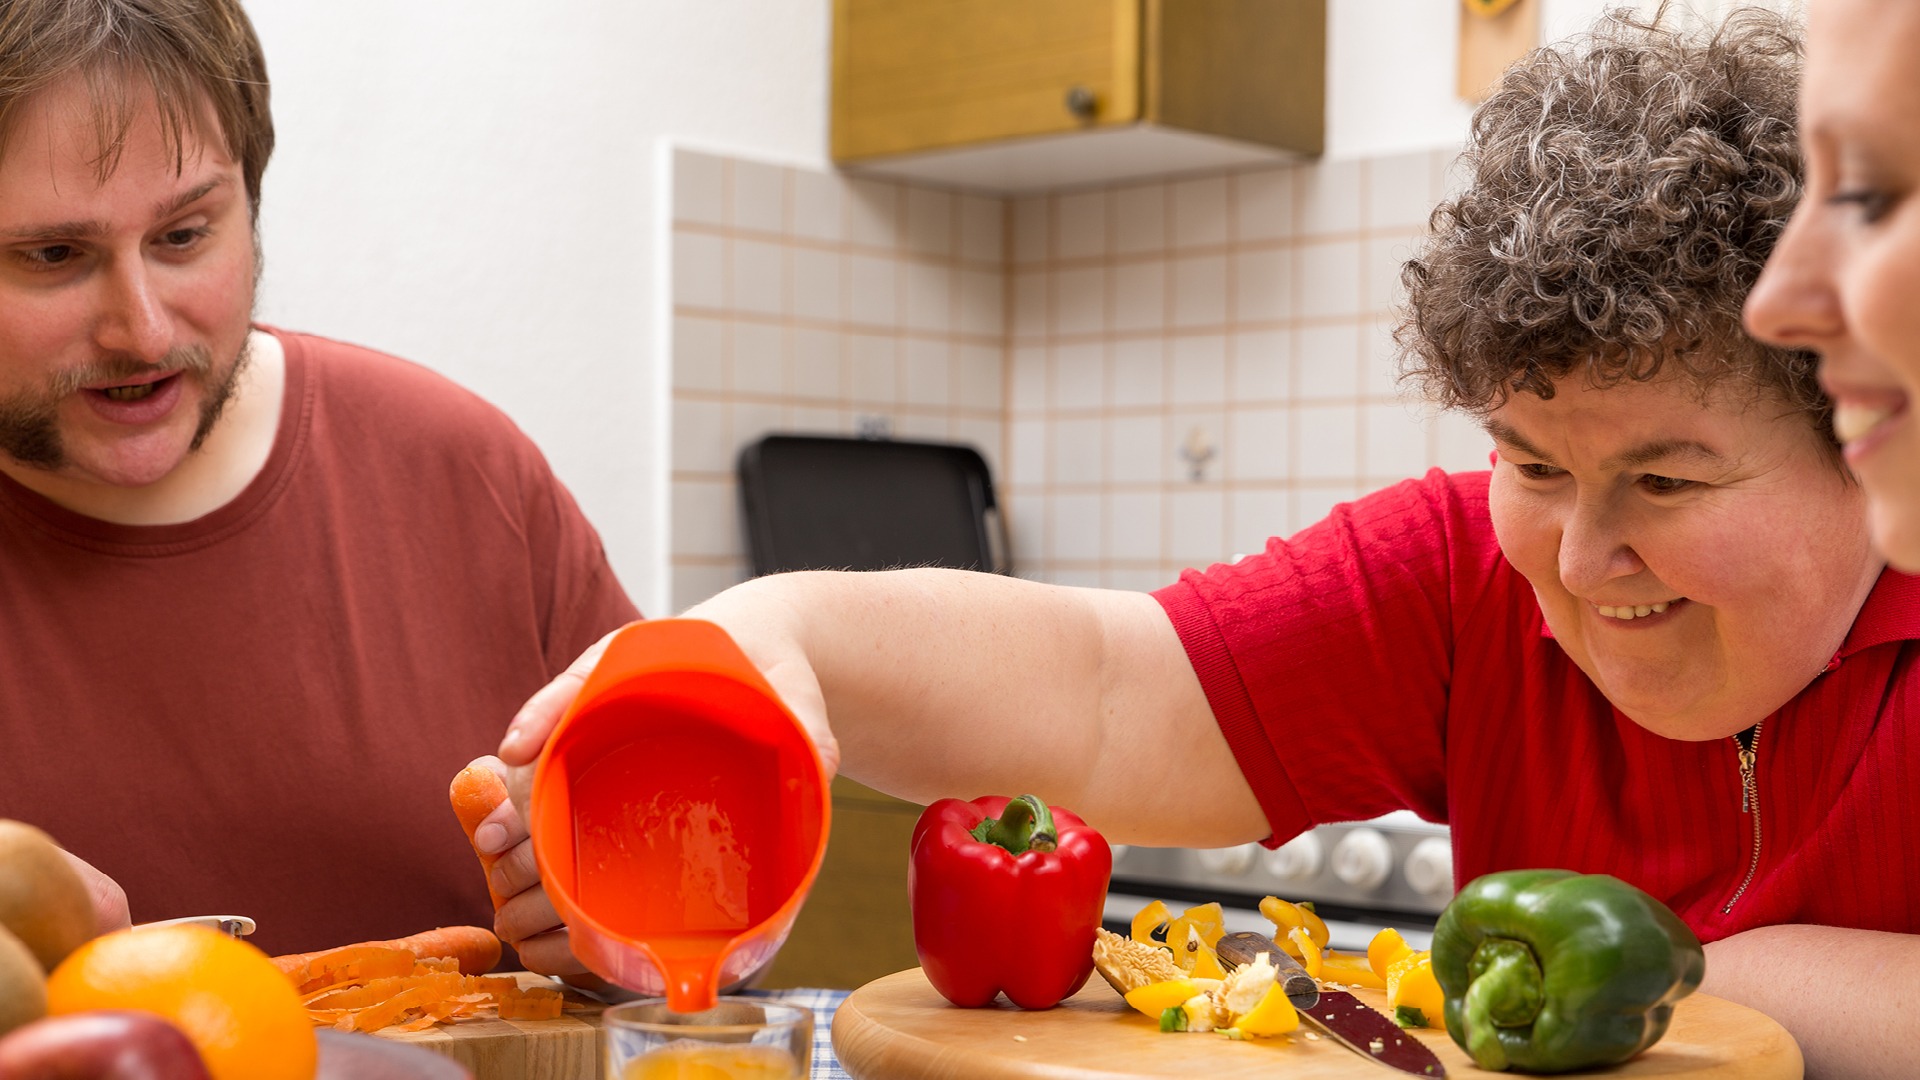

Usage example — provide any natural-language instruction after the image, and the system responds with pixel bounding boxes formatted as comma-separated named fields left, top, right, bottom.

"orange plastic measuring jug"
left=528, top=619, right=831, bottom=1012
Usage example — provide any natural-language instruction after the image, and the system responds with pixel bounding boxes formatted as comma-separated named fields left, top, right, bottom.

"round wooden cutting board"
left=832, top=969, right=1802, bottom=1080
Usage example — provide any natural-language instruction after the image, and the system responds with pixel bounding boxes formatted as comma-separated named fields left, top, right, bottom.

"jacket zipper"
left=1721, top=722, right=1764, bottom=914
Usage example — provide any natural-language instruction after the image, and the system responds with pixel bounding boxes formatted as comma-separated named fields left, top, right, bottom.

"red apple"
left=0, top=1011, right=211, bottom=1079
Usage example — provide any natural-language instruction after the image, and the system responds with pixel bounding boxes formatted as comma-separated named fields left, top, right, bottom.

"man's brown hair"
left=0, top=0, right=273, bottom=219
left=1397, top=8, right=1826, bottom=445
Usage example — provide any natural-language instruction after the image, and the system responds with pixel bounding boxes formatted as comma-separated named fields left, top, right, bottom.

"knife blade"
left=1217, top=931, right=1446, bottom=1078
left=131, top=915, right=256, bottom=938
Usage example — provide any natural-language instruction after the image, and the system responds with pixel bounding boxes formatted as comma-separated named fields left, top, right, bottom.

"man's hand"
left=485, top=632, right=616, bottom=977
left=57, top=848, right=130, bottom=936
left=456, top=755, right=587, bottom=978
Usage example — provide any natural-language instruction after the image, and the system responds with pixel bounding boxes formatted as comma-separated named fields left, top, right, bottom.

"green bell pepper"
left=1430, top=869, right=1706, bottom=1073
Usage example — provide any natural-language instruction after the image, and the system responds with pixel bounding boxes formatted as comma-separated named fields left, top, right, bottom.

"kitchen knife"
left=1217, top=931, right=1446, bottom=1078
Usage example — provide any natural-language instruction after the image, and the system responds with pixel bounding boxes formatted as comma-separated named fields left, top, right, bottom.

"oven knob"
left=1403, top=837, right=1453, bottom=898
left=1330, top=828, right=1393, bottom=891
left=1263, top=832, right=1324, bottom=882
left=1196, top=843, right=1259, bottom=876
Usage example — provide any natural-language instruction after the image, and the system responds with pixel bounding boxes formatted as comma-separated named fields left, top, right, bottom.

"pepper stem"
left=1461, top=938, right=1545, bottom=1072
left=969, top=795, right=1058, bottom=854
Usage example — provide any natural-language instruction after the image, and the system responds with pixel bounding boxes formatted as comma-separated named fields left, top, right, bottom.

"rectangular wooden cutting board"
left=370, top=972, right=606, bottom=1080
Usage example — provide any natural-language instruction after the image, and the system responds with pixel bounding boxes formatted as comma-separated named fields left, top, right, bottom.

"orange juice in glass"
left=603, top=999, right=810, bottom=1080
left=619, top=1044, right=801, bottom=1080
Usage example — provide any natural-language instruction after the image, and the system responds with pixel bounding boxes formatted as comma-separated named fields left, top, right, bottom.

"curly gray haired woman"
left=1400, top=8, right=1825, bottom=445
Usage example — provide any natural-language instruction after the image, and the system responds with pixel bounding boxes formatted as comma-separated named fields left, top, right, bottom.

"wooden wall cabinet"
left=758, top=776, right=923, bottom=990
left=832, top=0, right=1325, bottom=192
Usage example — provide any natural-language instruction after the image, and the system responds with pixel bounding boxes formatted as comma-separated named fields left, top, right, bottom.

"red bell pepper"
left=908, top=794, right=1113, bottom=1009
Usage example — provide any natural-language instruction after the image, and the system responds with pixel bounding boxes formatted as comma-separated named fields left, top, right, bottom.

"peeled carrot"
left=273, top=925, right=502, bottom=984
left=450, top=762, right=512, bottom=908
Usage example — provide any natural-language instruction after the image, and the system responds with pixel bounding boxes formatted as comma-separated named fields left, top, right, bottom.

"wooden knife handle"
left=1216, top=931, right=1320, bottom=1008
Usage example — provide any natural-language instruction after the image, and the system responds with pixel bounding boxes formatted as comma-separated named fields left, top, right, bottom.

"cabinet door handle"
left=1064, top=84, right=1098, bottom=121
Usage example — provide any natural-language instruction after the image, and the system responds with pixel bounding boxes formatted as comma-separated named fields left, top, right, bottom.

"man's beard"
left=0, top=340, right=251, bottom=471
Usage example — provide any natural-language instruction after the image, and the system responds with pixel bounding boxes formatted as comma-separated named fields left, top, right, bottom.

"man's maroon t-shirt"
left=1156, top=469, right=1920, bottom=942
left=0, top=329, right=639, bottom=954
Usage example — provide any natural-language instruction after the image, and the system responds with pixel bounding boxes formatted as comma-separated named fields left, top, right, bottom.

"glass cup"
left=603, top=998, right=812, bottom=1080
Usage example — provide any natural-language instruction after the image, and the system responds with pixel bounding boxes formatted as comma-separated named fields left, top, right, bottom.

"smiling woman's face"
left=1487, top=373, right=1881, bottom=741
left=1745, top=0, right=1920, bottom=570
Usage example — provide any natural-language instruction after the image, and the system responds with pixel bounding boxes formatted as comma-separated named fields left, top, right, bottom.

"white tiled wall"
left=1001, top=148, right=1492, bottom=587
left=668, top=151, right=1006, bottom=609
left=668, top=146, right=1493, bottom=608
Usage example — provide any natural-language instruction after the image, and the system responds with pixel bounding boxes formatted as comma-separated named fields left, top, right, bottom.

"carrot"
left=273, top=925, right=502, bottom=987
left=450, top=762, right=512, bottom=908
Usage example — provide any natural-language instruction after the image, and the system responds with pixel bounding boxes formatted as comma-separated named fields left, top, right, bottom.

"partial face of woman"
left=1487, top=373, right=1879, bottom=742
left=1745, top=0, right=1920, bottom=570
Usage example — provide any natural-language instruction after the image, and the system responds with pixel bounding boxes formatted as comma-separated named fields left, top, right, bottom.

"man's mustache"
left=50, top=347, right=214, bottom=396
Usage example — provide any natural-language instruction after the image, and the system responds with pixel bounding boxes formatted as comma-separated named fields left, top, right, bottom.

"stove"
left=1103, top=812, right=1451, bottom=952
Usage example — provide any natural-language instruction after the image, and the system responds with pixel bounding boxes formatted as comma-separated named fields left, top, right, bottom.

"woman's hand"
left=497, top=584, right=839, bottom=778
left=487, top=584, right=838, bottom=978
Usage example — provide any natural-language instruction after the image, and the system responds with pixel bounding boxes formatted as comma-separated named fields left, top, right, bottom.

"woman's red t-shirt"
left=1155, top=469, right=1920, bottom=942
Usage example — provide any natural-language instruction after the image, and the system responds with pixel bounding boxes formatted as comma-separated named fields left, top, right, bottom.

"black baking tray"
left=737, top=435, right=1009, bottom=577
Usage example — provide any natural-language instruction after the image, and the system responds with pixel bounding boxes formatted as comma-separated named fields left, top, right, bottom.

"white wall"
left=246, top=0, right=833, bottom=616
left=243, top=0, right=1796, bottom=611
left=1328, top=0, right=1799, bottom=160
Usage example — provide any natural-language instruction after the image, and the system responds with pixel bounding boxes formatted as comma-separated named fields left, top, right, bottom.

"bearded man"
left=0, top=0, right=638, bottom=958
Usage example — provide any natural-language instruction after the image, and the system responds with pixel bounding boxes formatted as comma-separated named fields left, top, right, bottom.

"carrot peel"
left=290, top=958, right=567, bottom=1032
left=498, top=986, right=564, bottom=1021
left=271, top=923, right=572, bottom=1033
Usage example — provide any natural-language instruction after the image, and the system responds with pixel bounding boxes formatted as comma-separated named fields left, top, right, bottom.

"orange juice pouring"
left=528, top=619, right=831, bottom=1013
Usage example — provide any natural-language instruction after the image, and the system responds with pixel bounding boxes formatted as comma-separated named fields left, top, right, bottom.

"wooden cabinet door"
left=757, top=776, right=924, bottom=990
left=833, top=0, right=1140, bottom=162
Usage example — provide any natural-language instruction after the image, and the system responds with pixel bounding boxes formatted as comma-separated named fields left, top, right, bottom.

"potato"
left=0, top=924, right=47, bottom=1037
left=0, top=821, right=95, bottom=973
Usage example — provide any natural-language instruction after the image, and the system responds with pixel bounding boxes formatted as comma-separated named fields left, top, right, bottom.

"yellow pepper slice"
left=1385, top=951, right=1446, bottom=1029
left=1123, top=978, right=1200, bottom=1019
left=1260, top=896, right=1330, bottom=950
left=1165, top=903, right=1227, bottom=978
left=1131, top=900, right=1172, bottom=950
left=1166, top=903, right=1225, bottom=953
left=1367, top=927, right=1414, bottom=981
left=1318, top=950, right=1387, bottom=990
left=1285, top=926, right=1323, bottom=980
left=1185, top=935, right=1227, bottom=980
left=1236, top=983, right=1300, bottom=1036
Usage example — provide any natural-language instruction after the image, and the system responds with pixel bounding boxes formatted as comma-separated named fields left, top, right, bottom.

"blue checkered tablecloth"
left=740, top=987, right=852, bottom=1079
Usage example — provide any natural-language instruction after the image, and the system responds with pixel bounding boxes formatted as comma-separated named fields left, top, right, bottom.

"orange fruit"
left=45, top=925, right=315, bottom=1080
